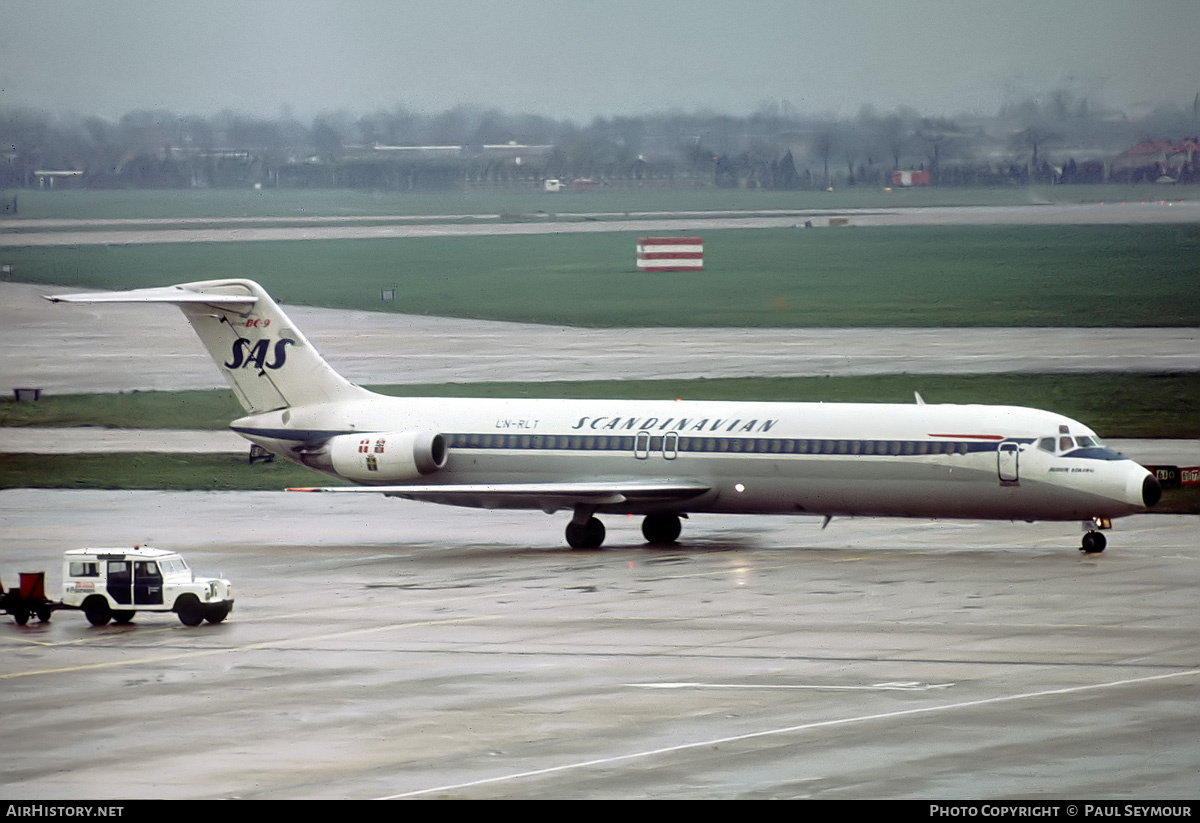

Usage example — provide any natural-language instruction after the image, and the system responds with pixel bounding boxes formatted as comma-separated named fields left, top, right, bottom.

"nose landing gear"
left=1081, top=517, right=1111, bottom=554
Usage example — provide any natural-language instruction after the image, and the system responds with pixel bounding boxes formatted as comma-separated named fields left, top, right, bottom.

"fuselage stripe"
left=441, top=433, right=1032, bottom=457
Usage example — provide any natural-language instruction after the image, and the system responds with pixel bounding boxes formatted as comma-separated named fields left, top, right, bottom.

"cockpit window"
left=1038, top=437, right=1056, bottom=453
left=1075, top=435, right=1097, bottom=448
left=1059, top=436, right=1075, bottom=451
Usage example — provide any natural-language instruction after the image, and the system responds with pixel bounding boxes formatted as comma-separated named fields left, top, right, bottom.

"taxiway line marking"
left=631, top=681, right=956, bottom=691
left=0, top=615, right=497, bottom=680
left=380, top=667, right=1200, bottom=799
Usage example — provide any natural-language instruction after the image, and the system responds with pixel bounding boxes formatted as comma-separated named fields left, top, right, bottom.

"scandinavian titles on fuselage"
left=570, top=415, right=779, bottom=433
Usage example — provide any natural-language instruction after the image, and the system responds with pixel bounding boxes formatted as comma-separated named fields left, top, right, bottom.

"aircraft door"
left=998, top=441, right=1020, bottom=485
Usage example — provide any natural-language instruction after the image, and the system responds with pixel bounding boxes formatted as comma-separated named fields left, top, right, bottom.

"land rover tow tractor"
left=61, top=547, right=234, bottom=626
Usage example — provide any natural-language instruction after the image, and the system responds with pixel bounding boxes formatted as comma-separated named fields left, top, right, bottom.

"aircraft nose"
left=1142, top=473, right=1162, bottom=508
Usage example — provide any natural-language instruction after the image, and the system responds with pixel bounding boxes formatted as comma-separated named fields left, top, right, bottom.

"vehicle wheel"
left=175, top=595, right=204, bottom=626
left=642, top=512, right=682, bottom=545
left=565, top=516, right=606, bottom=549
left=12, top=609, right=29, bottom=626
left=1081, top=531, right=1107, bottom=554
left=111, top=610, right=135, bottom=624
left=205, top=605, right=230, bottom=624
left=84, top=597, right=111, bottom=627
left=36, top=606, right=52, bottom=623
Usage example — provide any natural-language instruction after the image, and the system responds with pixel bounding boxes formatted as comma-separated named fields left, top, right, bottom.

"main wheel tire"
left=84, top=598, right=111, bottom=627
left=642, top=512, right=682, bottom=545
left=175, top=595, right=204, bottom=626
left=111, top=610, right=135, bottom=624
left=205, top=605, right=230, bottom=624
left=1081, top=531, right=1107, bottom=554
left=565, top=517, right=606, bottom=549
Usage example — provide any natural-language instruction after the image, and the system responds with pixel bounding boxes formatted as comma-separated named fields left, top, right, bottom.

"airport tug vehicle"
left=60, top=547, right=234, bottom=627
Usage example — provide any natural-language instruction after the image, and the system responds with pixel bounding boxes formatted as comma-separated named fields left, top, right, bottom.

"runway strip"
left=3, top=202, right=1199, bottom=246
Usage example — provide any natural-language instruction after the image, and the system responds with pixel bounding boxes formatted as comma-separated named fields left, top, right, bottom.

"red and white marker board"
left=636, top=237, right=703, bottom=272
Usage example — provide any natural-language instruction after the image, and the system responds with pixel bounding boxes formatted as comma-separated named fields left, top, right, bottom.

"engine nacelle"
left=325, top=431, right=447, bottom=482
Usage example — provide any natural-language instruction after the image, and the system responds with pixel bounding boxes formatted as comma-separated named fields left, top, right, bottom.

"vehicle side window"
left=69, top=561, right=98, bottom=577
left=135, top=561, right=161, bottom=579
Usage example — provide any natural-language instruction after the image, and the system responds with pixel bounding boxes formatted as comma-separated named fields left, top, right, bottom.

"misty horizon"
left=2, top=0, right=1198, bottom=125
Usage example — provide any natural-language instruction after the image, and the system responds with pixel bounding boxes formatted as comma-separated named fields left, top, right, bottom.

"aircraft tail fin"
left=46, top=279, right=369, bottom=414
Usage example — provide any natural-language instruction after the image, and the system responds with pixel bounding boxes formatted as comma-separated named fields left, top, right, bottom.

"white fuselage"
left=232, top=393, right=1152, bottom=522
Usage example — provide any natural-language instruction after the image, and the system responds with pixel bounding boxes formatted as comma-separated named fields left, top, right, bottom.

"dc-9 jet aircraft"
left=48, top=279, right=1161, bottom=552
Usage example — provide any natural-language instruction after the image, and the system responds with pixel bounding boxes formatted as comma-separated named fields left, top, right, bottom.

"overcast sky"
left=2, top=0, right=1198, bottom=122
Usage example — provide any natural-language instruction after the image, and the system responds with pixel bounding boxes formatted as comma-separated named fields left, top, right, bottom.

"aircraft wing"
left=288, top=480, right=711, bottom=509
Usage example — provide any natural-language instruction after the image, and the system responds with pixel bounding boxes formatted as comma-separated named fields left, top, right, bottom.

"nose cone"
left=1142, top=473, right=1163, bottom=508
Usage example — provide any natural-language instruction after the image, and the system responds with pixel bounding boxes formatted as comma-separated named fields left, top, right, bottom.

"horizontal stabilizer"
left=45, top=286, right=258, bottom=306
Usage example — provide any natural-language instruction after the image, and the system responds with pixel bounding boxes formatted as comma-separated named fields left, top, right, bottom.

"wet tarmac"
left=1, top=490, right=1197, bottom=799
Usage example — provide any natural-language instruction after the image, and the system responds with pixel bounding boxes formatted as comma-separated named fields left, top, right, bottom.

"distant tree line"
left=2, top=91, right=1198, bottom=192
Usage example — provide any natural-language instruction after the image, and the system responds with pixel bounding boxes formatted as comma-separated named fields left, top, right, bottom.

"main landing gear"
left=1080, top=517, right=1111, bottom=554
left=641, top=512, right=682, bottom=545
left=565, top=516, right=606, bottom=549
left=563, top=509, right=684, bottom=549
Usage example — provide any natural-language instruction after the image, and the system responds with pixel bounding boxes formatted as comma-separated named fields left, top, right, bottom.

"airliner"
left=47, top=278, right=1161, bottom=553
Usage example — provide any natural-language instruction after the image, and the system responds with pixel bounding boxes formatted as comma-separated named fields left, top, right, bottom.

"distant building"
left=1113, top=138, right=1199, bottom=181
left=33, top=170, right=84, bottom=188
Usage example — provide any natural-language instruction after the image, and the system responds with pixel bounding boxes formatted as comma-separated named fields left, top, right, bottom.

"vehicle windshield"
left=158, top=556, right=190, bottom=576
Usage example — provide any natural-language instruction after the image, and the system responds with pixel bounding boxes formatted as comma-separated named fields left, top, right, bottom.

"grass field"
left=0, top=453, right=345, bottom=491
left=4, top=185, right=1196, bottom=221
left=3, top=373, right=1197, bottom=437
left=5, top=224, right=1199, bottom=327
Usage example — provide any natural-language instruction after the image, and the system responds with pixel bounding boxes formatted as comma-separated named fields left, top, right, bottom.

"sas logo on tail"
left=225, top=337, right=296, bottom=370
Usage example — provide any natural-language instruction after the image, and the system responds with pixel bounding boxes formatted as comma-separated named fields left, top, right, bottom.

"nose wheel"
left=1081, top=531, right=1107, bottom=554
